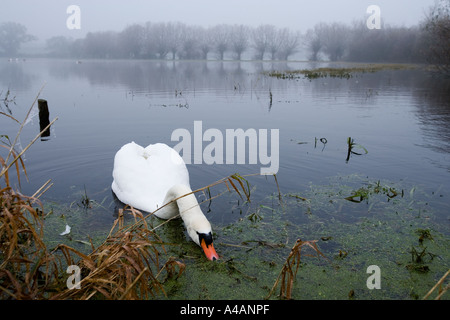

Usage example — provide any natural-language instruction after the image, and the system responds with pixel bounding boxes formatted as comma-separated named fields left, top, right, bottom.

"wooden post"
left=38, top=99, right=50, bottom=138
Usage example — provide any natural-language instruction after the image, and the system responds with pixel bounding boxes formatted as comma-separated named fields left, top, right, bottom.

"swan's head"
left=165, top=184, right=219, bottom=261
left=197, top=231, right=219, bottom=261
left=184, top=216, right=219, bottom=261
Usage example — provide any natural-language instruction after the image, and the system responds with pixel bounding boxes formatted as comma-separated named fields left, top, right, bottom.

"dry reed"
left=0, top=185, right=61, bottom=299
left=0, top=93, right=61, bottom=299
left=423, top=269, right=450, bottom=300
left=266, top=239, right=328, bottom=300
left=50, top=208, right=170, bottom=300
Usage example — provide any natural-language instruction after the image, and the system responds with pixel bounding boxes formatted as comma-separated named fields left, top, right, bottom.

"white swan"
left=111, top=142, right=219, bottom=261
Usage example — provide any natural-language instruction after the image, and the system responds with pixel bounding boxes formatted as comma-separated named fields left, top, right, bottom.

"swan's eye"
left=197, top=231, right=219, bottom=261
left=197, top=232, right=213, bottom=246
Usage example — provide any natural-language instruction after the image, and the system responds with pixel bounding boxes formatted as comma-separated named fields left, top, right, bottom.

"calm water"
left=2, top=59, right=450, bottom=299
left=1, top=59, right=449, bottom=226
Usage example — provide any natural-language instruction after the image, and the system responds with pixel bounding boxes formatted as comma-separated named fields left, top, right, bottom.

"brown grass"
left=51, top=207, right=171, bottom=300
left=266, top=239, right=328, bottom=300
left=0, top=185, right=61, bottom=299
left=0, top=87, right=61, bottom=299
left=423, top=269, right=450, bottom=300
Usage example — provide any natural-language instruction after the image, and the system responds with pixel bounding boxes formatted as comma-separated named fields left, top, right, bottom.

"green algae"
left=158, top=174, right=449, bottom=300
left=38, top=175, right=449, bottom=300
left=40, top=188, right=115, bottom=253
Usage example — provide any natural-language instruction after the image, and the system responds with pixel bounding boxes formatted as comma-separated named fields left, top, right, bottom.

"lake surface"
left=1, top=59, right=449, bottom=299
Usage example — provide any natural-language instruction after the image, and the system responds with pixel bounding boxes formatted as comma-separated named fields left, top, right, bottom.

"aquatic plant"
left=0, top=184, right=61, bottom=299
left=346, top=137, right=368, bottom=163
left=266, top=239, right=328, bottom=299
left=264, top=64, right=415, bottom=81
left=80, top=185, right=92, bottom=209
left=0, top=88, right=16, bottom=113
left=344, top=179, right=398, bottom=203
left=51, top=209, right=170, bottom=300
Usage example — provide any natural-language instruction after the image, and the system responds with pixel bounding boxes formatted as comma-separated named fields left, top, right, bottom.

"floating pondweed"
left=264, top=64, right=416, bottom=81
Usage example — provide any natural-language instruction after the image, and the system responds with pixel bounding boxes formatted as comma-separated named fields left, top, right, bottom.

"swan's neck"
left=157, top=184, right=211, bottom=247
left=157, top=185, right=200, bottom=218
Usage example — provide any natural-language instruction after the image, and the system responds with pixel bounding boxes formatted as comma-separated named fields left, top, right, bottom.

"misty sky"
left=1, top=0, right=436, bottom=42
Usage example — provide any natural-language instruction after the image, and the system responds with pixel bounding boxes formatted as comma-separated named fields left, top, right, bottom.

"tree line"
left=305, top=1, right=449, bottom=69
left=42, top=16, right=448, bottom=65
left=0, top=1, right=448, bottom=73
left=44, top=22, right=301, bottom=61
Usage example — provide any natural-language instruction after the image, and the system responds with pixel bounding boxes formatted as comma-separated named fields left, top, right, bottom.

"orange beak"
left=201, top=238, right=219, bottom=261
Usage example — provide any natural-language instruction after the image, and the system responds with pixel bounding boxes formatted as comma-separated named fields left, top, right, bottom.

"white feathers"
left=111, top=142, right=190, bottom=214
left=60, top=224, right=71, bottom=236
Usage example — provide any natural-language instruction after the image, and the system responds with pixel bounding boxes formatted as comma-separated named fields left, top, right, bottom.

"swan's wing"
left=112, top=142, right=190, bottom=213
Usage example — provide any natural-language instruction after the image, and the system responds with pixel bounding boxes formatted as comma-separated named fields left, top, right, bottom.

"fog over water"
left=2, top=0, right=436, bottom=42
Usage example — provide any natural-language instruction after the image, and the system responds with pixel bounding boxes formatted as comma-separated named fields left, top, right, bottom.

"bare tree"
left=149, top=22, right=168, bottom=58
left=304, top=24, right=325, bottom=61
left=210, top=24, right=230, bottom=60
left=197, top=27, right=213, bottom=59
left=251, top=25, right=268, bottom=60
left=229, top=24, right=250, bottom=60
left=142, top=22, right=157, bottom=58
left=422, top=0, right=450, bottom=74
left=179, top=25, right=201, bottom=59
left=252, top=24, right=280, bottom=60
left=167, top=22, right=186, bottom=60
left=145, top=22, right=184, bottom=60
left=277, top=28, right=301, bottom=60
left=265, top=25, right=281, bottom=60
left=318, top=22, right=350, bottom=61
